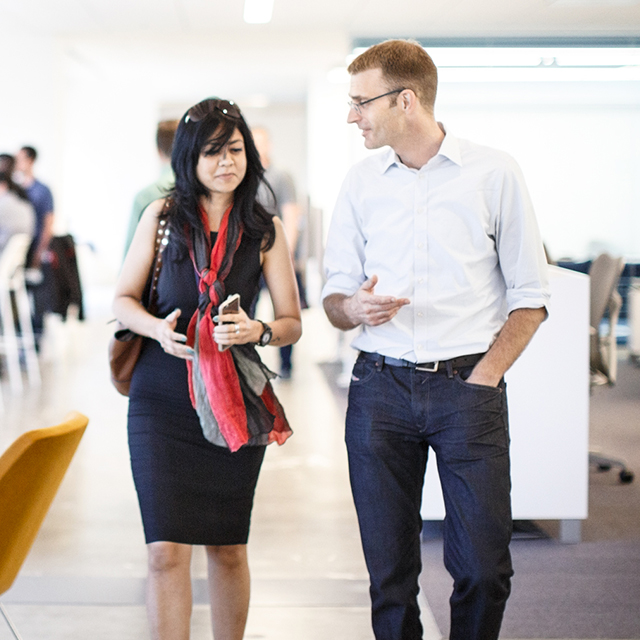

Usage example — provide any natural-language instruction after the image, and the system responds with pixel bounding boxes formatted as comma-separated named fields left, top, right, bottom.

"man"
left=14, top=146, right=54, bottom=272
left=123, top=119, right=178, bottom=256
left=0, top=171, right=35, bottom=253
left=322, top=40, right=549, bottom=640
left=14, top=146, right=55, bottom=342
left=252, top=126, right=305, bottom=378
left=16, top=147, right=53, bottom=270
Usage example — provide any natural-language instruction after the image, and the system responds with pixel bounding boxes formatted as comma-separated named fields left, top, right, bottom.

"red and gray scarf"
left=185, top=205, right=292, bottom=452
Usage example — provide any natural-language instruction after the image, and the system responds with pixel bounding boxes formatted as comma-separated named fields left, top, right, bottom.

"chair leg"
left=0, top=291, right=23, bottom=394
left=0, top=602, right=24, bottom=640
left=14, top=284, right=40, bottom=388
left=589, top=451, right=635, bottom=483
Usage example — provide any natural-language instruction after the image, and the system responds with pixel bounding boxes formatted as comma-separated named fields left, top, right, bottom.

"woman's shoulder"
left=261, top=215, right=283, bottom=250
left=142, top=197, right=170, bottom=221
left=270, top=215, right=283, bottom=232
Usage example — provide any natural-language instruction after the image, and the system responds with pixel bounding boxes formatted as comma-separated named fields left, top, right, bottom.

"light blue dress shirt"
left=322, top=129, right=550, bottom=363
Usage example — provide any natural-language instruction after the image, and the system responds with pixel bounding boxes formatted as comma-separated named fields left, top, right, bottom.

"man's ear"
left=399, top=89, right=417, bottom=113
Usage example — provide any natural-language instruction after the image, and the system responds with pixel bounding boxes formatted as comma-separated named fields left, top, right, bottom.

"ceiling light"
left=244, top=0, right=274, bottom=24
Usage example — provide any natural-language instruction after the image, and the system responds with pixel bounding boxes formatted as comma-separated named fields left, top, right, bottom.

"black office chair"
left=588, top=253, right=634, bottom=484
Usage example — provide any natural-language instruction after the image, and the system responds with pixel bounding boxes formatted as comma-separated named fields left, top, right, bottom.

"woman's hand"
left=213, top=304, right=261, bottom=349
left=154, top=308, right=194, bottom=360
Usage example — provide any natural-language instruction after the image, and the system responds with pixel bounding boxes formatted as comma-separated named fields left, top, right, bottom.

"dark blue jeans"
left=346, top=352, right=513, bottom=640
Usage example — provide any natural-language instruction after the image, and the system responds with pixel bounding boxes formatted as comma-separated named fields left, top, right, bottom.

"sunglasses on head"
left=184, top=98, right=241, bottom=123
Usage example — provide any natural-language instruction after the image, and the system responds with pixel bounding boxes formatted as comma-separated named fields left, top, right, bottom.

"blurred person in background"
left=14, top=146, right=55, bottom=344
left=0, top=170, right=34, bottom=253
left=0, top=153, right=29, bottom=201
left=123, top=119, right=179, bottom=257
left=14, top=146, right=54, bottom=272
left=252, top=126, right=306, bottom=379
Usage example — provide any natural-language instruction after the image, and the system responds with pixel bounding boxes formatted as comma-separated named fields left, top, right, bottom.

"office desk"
left=420, top=266, right=590, bottom=543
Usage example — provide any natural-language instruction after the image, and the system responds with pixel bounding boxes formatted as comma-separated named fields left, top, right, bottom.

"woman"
left=113, top=98, right=301, bottom=640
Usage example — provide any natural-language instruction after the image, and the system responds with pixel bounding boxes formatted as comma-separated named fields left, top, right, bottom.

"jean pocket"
left=350, top=356, right=378, bottom=386
left=453, top=371, right=504, bottom=394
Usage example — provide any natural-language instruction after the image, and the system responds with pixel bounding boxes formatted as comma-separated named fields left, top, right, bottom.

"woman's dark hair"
left=168, top=98, right=275, bottom=259
left=0, top=153, right=29, bottom=201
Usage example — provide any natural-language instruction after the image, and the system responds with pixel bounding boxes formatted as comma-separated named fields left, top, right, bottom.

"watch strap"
left=257, top=320, right=272, bottom=346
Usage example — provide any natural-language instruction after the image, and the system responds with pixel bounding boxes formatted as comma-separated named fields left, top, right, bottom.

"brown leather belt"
left=361, top=351, right=485, bottom=373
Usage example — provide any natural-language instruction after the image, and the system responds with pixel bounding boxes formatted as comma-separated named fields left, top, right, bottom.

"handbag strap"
left=143, top=200, right=171, bottom=314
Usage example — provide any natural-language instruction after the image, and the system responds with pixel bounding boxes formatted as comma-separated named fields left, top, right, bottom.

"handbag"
left=109, top=209, right=170, bottom=396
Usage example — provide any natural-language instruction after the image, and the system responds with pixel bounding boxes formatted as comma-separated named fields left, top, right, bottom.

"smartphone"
left=217, top=294, right=240, bottom=352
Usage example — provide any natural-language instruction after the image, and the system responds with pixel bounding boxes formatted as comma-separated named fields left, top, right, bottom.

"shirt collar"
left=436, top=126, right=462, bottom=167
left=380, top=123, right=463, bottom=173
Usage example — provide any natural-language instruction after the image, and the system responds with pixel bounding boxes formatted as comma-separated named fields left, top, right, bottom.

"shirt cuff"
left=321, top=277, right=360, bottom=302
left=506, top=288, right=551, bottom=317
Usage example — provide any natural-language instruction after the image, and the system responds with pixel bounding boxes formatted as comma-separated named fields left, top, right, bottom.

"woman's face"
left=196, top=127, right=247, bottom=197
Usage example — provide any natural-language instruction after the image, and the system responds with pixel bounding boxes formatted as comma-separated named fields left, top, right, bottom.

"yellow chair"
left=0, top=411, right=89, bottom=639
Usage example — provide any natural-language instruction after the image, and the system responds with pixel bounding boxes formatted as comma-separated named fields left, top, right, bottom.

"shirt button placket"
left=414, top=171, right=429, bottom=360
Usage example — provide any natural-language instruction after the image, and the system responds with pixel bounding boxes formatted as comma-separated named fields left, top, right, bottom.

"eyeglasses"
left=347, top=88, right=405, bottom=115
left=184, top=98, right=242, bottom=123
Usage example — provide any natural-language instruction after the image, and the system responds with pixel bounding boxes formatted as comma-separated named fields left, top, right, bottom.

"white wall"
left=60, top=69, right=160, bottom=281
left=307, top=74, right=353, bottom=232
left=0, top=34, right=61, bottom=210
left=437, top=81, right=640, bottom=262
left=242, top=103, right=308, bottom=201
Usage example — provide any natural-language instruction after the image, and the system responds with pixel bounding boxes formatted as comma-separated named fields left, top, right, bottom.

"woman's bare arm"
left=113, top=199, right=193, bottom=360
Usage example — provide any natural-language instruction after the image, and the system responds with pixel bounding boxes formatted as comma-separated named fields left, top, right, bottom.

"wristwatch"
left=256, top=320, right=272, bottom=347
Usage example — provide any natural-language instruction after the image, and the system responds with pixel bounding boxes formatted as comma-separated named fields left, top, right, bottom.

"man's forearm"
left=469, top=306, right=547, bottom=386
left=323, top=293, right=359, bottom=331
left=31, top=212, right=54, bottom=268
left=323, top=277, right=411, bottom=330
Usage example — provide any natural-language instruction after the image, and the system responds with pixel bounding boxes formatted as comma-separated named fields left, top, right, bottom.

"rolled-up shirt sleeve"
left=322, top=171, right=367, bottom=300
left=495, top=158, right=550, bottom=316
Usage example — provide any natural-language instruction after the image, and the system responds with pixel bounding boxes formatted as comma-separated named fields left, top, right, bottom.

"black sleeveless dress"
left=127, top=231, right=266, bottom=545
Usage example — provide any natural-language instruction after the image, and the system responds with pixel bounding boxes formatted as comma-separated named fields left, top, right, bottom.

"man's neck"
left=394, top=120, right=445, bottom=170
left=21, top=172, right=35, bottom=188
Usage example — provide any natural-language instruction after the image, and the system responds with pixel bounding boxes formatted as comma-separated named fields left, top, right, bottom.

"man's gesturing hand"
left=345, top=276, right=410, bottom=327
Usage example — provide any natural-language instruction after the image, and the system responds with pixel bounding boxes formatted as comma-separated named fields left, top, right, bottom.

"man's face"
left=14, top=150, right=33, bottom=175
left=347, top=68, right=401, bottom=150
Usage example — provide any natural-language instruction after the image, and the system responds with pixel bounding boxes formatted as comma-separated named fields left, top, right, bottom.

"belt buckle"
left=416, top=361, right=439, bottom=372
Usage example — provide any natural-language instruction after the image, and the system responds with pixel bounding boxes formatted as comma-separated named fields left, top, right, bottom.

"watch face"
left=260, top=324, right=272, bottom=346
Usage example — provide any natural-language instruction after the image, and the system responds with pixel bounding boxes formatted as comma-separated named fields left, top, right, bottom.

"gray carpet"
left=319, top=356, right=640, bottom=638
left=421, top=536, right=640, bottom=638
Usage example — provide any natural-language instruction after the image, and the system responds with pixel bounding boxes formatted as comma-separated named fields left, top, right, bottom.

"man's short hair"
left=156, top=120, right=179, bottom=158
left=0, top=171, right=10, bottom=185
left=348, top=39, right=438, bottom=113
left=20, top=146, right=37, bottom=162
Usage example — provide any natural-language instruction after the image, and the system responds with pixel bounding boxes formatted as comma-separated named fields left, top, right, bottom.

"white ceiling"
left=3, top=0, right=640, bottom=108
left=1, top=0, right=640, bottom=38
